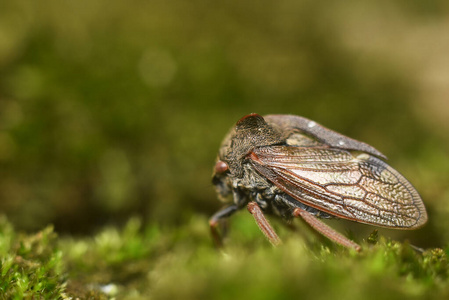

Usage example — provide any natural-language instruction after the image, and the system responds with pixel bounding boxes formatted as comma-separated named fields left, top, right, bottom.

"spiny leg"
left=247, top=201, right=282, bottom=246
left=293, top=207, right=361, bottom=252
left=209, top=205, right=238, bottom=248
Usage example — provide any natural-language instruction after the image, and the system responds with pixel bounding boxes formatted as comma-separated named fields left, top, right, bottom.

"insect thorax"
left=232, top=164, right=332, bottom=221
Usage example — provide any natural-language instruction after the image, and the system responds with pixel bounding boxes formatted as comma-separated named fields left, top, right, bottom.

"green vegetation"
left=0, top=217, right=66, bottom=299
left=2, top=215, right=449, bottom=299
left=1, top=0, right=449, bottom=298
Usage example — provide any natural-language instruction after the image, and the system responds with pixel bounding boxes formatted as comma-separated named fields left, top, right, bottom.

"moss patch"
left=0, top=216, right=66, bottom=299
left=1, top=215, right=449, bottom=299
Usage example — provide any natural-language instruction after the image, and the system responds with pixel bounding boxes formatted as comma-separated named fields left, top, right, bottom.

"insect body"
left=210, top=113, right=427, bottom=251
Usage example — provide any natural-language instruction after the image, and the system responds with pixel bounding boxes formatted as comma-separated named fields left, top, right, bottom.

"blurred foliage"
left=1, top=0, right=449, bottom=297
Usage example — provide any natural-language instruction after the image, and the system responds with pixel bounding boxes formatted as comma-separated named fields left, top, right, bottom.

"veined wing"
left=249, top=146, right=427, bottom=229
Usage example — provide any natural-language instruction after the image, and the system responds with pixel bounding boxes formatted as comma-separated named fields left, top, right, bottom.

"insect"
left=210, top=113, right=427, bottom=251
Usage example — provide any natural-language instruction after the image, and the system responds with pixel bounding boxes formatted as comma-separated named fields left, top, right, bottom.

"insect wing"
left=264, top=114, right=387, bottom=159
left=249, top=146, right=427, bottom=229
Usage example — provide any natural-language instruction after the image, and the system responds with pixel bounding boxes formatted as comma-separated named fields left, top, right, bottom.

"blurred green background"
left=0, top=0, right=449, bottom=248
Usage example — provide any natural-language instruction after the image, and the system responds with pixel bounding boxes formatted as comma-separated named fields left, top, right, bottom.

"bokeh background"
left=0, top=0, right=449, bottom=248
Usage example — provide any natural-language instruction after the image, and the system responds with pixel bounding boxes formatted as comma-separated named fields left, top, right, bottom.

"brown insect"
left=210, top=113, right=427, bottom=251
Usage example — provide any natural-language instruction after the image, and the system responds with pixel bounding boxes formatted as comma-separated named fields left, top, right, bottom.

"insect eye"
left=214, top=160, right=229, bottom=174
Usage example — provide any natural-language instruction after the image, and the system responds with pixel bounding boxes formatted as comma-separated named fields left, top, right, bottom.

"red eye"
left=215, top=160, right=229, bottom=174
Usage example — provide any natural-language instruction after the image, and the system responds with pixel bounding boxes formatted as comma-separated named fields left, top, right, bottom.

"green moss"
left=1, top=215, right=449, bottom=299
left=0, top=216, right=67, bottom=299
left=132, top=215, right=449, bottom=300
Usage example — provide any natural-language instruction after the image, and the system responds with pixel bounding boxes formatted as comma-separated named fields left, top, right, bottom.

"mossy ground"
left=1, top=214, right=449, bottom=299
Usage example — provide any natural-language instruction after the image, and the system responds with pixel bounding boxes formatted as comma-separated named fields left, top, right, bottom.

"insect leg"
left=292, top=207, right=361, bottom=252
left=209, top=205, right=239, bottom=248
left=247, top=201, right=282, bottom=246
